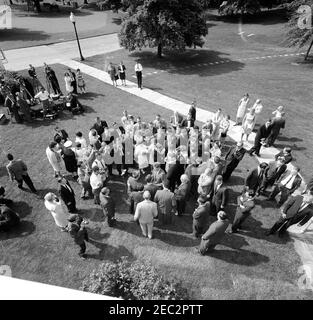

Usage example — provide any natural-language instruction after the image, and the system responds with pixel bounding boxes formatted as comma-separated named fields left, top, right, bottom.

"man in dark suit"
left=198, top=211, right=230, bottom=255
left=266, top=193, right=313, bottom=237
left=259, top=158, right=287, bottom=194
left=144, top=174, right=160, bottom=201
left=174, top=174, right=191, bottom=216
left=230, top=190, right=255, bottom=233
left=192, top=195, right=210, bottom=238
left=268, top=166, right=302, bottom=207
left=245, top=162, right=269, bottom=195
left=210, top=175, right=229, bottom=216
left=100, top=187, right=116, bottom=227
left=57, top=176, right=77, bottom=213
left=267, top=117, right=285, bottom=147
left=6, top=153, right=37, bottom=193
left=129, top=190, right=144, bottom=215
left=91, top=117, right=108, bottom=142
left=189, top=100, right=197, bottom=121
left=249, top=120, right=272, bottom=157
left=166, top=156, right=186, bottom=193
left=170, top=111, right=184, bottom=128
left=223, top=141, right=247, bottom=181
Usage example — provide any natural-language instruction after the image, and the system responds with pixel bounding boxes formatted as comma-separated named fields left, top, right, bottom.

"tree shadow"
left=0, top=28, right=49, bottom=42
left=129, top=49, right=245, bottom=77
left=11, top=201, right=32, bottom=219
left=0, top=220, right=36, bottom=240
left=0, top=167, right=8, bottom=179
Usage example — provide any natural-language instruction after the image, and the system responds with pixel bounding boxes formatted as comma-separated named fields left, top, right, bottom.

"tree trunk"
left=157, top=43, right=162, bottom=58
left=33, top=0, right=41, bottom=12
left=305, top=38, right=313, bottom=61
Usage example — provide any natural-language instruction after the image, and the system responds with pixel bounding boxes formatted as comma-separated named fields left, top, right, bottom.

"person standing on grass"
left=229, top=190, right=255, bottom=233
left=100, top=187, right=116, bottom=227
left=57, top=176, right=77, bottom=213
left=46, top=141, right=63, bottom=177
left=34, top=87, right=50, bottom=119
left=234, top=94, right=249, bottom=126
left=6, top=153, right=37, bottom=193
left=68, top=214, right=89, bottom=260
left=76, top=69, right=86, bottom=94
left=266, top=116, right=285, bottom=147
left=118, top=61, right=126, bottom=86
left=68, top=68, right=77, bottom=94
left=174, top=174, right=191, bottom=216
left=44, top=63, right=62, bottom=95
left=192, top=195, right=210, bottom=238
left=134, top=61, right=143, bottom=89
left=251, top=99, right=263, bottom=125
left=44, top=192, right=69, bottom=232
left=64, top=72, right=74, bottom=94
left=248, top=119, right=272, bottom=157
left=222, top=141, right=247, bottom=182
left=198, top=211, right=230, bottom=255
left=134, top=191, right=158, bottom=239
left=61, top=140, right=78, bottom=179
left=90, top=166, right=106, bottom=205
left=241, top=107, right=256, bottom=141
left=245, top=162, right=268, bottom=196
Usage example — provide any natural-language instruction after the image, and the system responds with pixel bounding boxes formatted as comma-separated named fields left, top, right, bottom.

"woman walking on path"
left=234, top=94, right=249, bottom=126
left=118, top=61, right=126, bottom=86
left=107, top=62, right=118, bottom=87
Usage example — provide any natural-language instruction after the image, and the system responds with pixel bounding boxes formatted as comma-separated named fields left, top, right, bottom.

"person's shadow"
left=11, top=201, right=33, bottom=219
left=0, top=220, right=36, bottom=241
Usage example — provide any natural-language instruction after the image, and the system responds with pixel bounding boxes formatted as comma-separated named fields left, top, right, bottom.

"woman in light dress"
left=219, top=114, right=231, bottom=146
left=76, top=69, right=86, bottom=94
left=44, top=193, right=69, bottom=231
left=272, top=105, right=285, bottom=119
left=134, top=139, right=149, bottom=174
left=46, top=141, right=63, bottom=177
left=235, top=94, right=249, bottom=125
left=251, top=99, right=263, bottom=124
left=211, top=109, right=223, bottom=142
left=241, top=108, right=256, bottom=141
left=64, top=72, right=74, bottom=93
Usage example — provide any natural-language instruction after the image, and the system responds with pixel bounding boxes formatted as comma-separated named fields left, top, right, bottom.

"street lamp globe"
left=69, top=12, right=76, bottom=24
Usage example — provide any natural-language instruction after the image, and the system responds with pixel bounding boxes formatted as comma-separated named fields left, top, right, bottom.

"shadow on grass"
left=0, top=220, right=36, bottom=241
left=80, top=92, right=106, bottom=101
left=0, top=28, right=49, bottom=42
left=129, top=49, right=245, bottom=77
left=12, top=201, right=33, bottom=219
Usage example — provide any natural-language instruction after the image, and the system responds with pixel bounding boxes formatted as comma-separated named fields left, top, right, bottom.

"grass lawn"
left=82, top=10, right=313, bottom=182
left=0, top=63, right=312, bottom=299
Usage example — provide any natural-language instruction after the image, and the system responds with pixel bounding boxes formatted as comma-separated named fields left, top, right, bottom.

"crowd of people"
left=1, top=62, right=313, bottom=259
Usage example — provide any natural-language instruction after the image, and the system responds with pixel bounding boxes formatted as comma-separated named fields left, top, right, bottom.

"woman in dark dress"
left=118, top=61, right=126, bottom=86
left=44, top=63, right=62, bottom=95
left=61, top=141, right=78, bottom=178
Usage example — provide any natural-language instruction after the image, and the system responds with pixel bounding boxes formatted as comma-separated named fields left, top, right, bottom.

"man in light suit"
left=57, top=176, right=77, bottom=213
left=268, top=166, right=302, bottom=207
left=154, top=180, right=177, bottom=225
left=266, top=193, right=313, bottom=237
left=198, top=211, right=230, bottom=255
left=134, top=191, right=158, bottom=239
left=210, top=175, right=229, bottom=216
left=6, top=153, right=37, bottom=193
left=230, top=190, right=255, bottom=233
left=174, top=174, right=191, bottom=216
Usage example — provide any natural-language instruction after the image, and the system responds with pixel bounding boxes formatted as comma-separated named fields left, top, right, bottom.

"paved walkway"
left=3, top=34, right=313, bottom=289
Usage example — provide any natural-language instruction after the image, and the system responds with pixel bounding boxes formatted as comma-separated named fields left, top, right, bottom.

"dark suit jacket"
left=181, top=119, right=195, bottom=128
left=265, top=161, right=287, bottom=182
left=0, top=205, right=20, bottom=229
left=193, top=203, right=210, bottom=226
left=166, top=162, right=185, bottom=182
left=175, top=182, right=191, bottom=202
left=100, top=194, right=115, bottom=218
left=245, top=168, right=264, bottom=191
left=201, top=219, right=230, bottom=244
left=270, top=118, right=285, bottom=134
left=212, top=185, right=228, bottom=209
left=275, top=151, right=293, bottom=164
left=283, top=195, right=313, bottom=220
left=144, top=183, right=160, bottom=201
left=59, top=181, right=75, bottom=205
left=255, top=124, right=272, bottom=142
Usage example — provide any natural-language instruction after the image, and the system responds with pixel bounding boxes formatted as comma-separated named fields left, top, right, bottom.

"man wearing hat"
left=57, top=176, right=77, bottom=213
left=0, top=186, right=13, bottom=206
left=223, top=141, right=247, bottom=181
left=67, top=214, right=89, bottom=259
left=61, top=140, right=78, bottom=179
left=229, top=190, right=255, bottom=233
left=100, top=187, right=116, bottom=227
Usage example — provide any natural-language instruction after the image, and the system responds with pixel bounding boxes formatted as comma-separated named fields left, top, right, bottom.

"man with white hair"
left=266, top=192, right=313, bottom=237
left=174, top=174, right=191, bottom=216
left=134, top=191, right=158, bottom=239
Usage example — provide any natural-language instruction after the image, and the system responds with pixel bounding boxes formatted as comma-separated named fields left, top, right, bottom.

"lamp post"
left=69, top=12, right=85, bottom=61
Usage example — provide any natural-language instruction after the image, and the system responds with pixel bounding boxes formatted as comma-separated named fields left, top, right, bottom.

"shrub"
left=81, top=256, right=189, bottom=300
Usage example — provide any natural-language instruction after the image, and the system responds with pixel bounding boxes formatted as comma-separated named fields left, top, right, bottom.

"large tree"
left=218, top=0, right=262, bottom=15
left=286, top=0, right=313, bottom=59
left=118, top=0, right=209, bottom=58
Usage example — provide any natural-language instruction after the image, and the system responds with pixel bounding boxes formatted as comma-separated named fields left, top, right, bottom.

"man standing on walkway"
left=134, top=61, right=143, bottom=89
left=6, top=154, right=37, bottom=193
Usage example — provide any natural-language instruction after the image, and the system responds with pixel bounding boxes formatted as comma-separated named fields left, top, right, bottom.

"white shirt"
left=75, top=137, right=87, bottom=149
left=134, top=63, right=143, bottom=72
left=35, top=91, right=50, bottom=101
left=90, top=172, right=103, bottom=190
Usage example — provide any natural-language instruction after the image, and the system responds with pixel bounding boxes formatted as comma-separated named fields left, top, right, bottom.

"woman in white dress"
left=235, top=94, right=249, bottom=125
left=241, top=108, right=256, bottom=141
left=44, top=193, right=69, bottom=231
left=211, top=109, right=223, bottom=142
left=46, top=141, right=63, bottom=177
left=64, top=72, right=73, bottom=93
left=251, top=99, right=263, bottom=124
left=134, top=139, right=149, bottom=174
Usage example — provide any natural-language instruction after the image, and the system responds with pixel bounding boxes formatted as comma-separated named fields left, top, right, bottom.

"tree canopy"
left=117, top=0, right=209, bottom=57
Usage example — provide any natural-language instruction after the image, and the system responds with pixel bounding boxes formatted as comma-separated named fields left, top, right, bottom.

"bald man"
left=134, top=191, right=158, bottom=239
